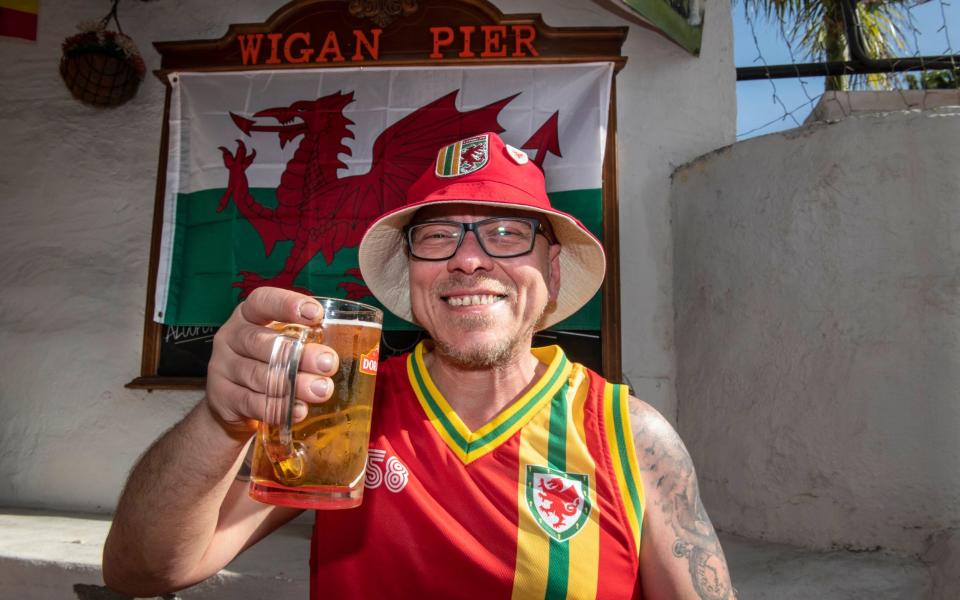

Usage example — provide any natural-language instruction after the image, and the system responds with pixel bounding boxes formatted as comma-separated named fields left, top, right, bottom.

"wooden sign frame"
left=128, top=0, right=627, bottom=389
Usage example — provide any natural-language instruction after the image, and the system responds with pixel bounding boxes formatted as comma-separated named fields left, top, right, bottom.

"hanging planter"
left=59, top=2, right=146, bottom=107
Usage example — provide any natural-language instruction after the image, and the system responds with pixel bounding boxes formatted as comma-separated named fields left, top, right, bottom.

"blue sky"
left=733, top=0, right=959, bottom=139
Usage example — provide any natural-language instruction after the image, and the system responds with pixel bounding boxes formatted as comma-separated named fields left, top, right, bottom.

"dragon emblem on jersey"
left=216, top=90, right=561, bottom=300
left=525, top=465, right=591, bottom=541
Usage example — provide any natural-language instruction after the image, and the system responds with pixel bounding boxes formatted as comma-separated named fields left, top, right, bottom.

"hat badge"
left=435, top=134, right=489, bottom=178
left=505, top=144, right=529, bottom=165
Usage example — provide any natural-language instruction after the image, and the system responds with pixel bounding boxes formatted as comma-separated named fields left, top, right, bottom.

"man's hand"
left=103, top=287, right=336, bottom=596
left=205, top=287, right=340, bottom=437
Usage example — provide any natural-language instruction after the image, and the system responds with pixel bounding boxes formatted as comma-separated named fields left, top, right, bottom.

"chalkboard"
left=156, top=325, right=218, bottom=377
left=154, top=325, right=602, bottom=380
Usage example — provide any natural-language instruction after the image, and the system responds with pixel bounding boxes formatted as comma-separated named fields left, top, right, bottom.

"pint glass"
left=249, top=297, right=383, bottom=509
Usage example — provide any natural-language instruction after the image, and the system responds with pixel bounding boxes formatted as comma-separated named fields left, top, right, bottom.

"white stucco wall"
left=0, top=0, right=733, bottom=512
left=672, top=106, right=960, bottom=555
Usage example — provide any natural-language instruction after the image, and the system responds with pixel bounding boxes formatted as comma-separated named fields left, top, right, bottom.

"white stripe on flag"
left=166, top=64, right=612, bottom=193
left=154, top=77, right=184, bottom=323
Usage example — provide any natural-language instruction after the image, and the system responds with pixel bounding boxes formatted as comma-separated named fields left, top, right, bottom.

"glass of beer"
left=249, top=297, right=383, bottom=509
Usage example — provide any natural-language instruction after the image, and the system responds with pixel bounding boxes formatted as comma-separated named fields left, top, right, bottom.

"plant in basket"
left=59, top=4, right=146, bottom=107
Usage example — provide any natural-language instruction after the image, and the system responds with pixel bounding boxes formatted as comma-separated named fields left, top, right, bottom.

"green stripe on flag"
left=545, top=385, right=570, bottom=600
left=162, top=187, right=604, bottom=330
left=161, top=188, right=408, bottom=327
left=548, top=188, right=603, bottom=240
left=547, top=188, right=603, bottom=330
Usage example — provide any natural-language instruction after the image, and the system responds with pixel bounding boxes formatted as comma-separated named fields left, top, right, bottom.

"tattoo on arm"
left=630, top=401, right=736, bottom=600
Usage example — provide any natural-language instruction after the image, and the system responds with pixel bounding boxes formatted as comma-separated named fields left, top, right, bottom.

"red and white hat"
left=358, top=132, right=606, bottom=330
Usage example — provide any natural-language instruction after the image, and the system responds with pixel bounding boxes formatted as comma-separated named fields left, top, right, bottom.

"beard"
left=429, top=275, right=546, bottom=370
left=433, top=330, right=521, bottom=370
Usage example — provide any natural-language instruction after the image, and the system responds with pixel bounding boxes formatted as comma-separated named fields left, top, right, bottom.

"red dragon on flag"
left=216, top=89, right=561, bottom=300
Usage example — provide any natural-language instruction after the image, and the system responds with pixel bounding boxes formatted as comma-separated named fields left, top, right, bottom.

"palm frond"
left=737, top=0, right=914, bottom=90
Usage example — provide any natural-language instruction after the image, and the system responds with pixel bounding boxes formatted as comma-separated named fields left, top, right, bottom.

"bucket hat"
left=358, top=131, right=606, bottom=330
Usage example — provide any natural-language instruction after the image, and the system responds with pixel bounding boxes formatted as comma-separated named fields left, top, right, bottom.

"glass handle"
left=262, top=326, right=308, bottom=476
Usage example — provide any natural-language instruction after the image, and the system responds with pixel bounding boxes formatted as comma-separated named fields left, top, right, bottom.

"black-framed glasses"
left=404, top=217, right=555, bottom=261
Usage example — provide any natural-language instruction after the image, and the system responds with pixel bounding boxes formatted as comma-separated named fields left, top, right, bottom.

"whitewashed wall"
left=673, top=107, right=960, bottom=555
left=0, top=0, right=734, bottom=512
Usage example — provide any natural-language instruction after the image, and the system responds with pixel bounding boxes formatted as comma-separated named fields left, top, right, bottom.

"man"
left=103, top=133, right=735, bottom=599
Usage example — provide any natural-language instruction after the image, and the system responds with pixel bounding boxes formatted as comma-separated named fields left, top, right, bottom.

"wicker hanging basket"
left=60, top=12, right=146, bottom=109
left=59, top=50, right=142, bottom=107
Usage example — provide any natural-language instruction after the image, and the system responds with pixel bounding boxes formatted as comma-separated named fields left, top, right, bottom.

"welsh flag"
left=155, top=63, right=612, bottom=330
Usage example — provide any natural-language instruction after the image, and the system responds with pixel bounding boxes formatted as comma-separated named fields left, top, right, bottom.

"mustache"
left=434, top=274, right=514, bottom=297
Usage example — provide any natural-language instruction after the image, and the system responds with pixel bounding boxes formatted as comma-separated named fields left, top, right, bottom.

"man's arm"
left=102, top=288, right=337, bottom=596
left=629, top=397, right=736, bottom=600
left=102, top=402, right=301, bottom=596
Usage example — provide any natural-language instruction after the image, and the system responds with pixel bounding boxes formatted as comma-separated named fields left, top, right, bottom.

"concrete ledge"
left=0, top=509, right=309, bottom=600
left=0, top=509, right=934, bottom=599
left=806, top=90, right=960, bottom=124
left=722, top=534, right=932, bottom=599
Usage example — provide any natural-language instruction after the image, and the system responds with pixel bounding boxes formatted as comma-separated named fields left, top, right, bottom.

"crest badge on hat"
left=435, top=134, right=489, bottom=177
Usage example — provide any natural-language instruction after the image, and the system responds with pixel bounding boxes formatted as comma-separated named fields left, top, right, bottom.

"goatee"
left=433, top=309, right=546, bottom=371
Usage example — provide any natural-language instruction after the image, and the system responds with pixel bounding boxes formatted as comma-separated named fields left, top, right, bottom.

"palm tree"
left=741, top=0, right=910, bottom=90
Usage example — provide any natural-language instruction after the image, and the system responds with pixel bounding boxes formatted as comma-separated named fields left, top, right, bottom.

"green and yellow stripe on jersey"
left=512, top=360, right=601, bottom=599
left=409, top=342, right=571, bottom=464
left=604, top=382, right=645, bottom=553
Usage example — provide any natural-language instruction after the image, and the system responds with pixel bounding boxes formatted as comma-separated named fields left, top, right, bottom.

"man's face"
left=407, top=204, right=561, bottom=369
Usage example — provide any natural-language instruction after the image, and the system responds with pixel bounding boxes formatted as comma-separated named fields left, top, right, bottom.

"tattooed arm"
left=629, top=397, right=736, bottom=600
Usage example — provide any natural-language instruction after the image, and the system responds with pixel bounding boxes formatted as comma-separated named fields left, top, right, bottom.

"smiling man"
left=103, top=132, right=735, bottom=599
left=406, top=206, right=557, bottom=368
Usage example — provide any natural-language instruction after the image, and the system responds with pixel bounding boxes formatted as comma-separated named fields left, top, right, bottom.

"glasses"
left=404, top=217, right=555, bottom=261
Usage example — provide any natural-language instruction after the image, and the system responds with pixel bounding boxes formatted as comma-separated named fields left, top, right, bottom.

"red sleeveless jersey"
left=311, top=343, right=645, bottom=599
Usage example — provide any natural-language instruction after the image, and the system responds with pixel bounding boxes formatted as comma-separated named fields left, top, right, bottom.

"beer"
left=249, top=301, right=383, bottom=510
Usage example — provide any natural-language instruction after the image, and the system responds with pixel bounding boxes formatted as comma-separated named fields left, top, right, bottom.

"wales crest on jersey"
left=525, top=465, right=592, bottom=542
left=435, top=134, right=489, bottom=177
